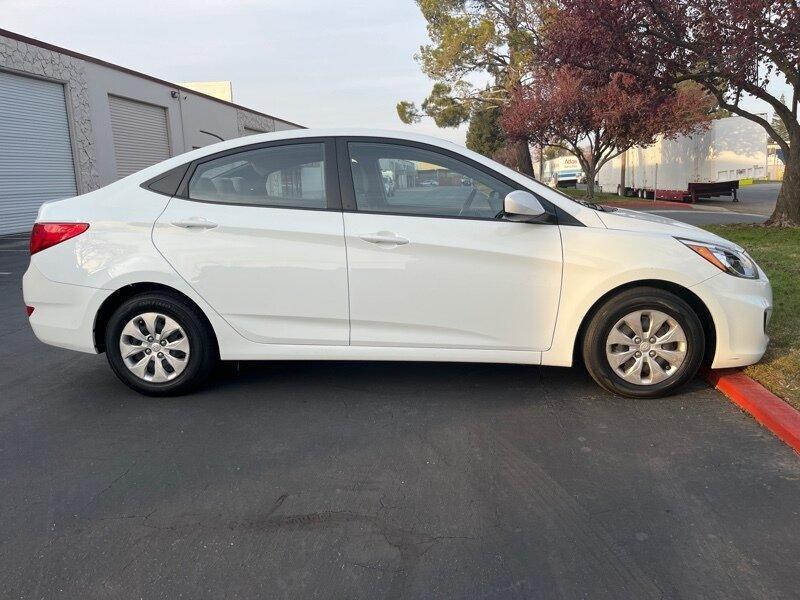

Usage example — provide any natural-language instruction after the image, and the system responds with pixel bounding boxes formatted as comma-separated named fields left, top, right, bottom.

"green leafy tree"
left=465, top=102, right=505, bottom=157
left=397, top=0, right=536, bottom=176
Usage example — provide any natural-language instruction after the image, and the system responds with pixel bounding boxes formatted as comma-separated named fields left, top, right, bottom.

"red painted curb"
left=706, top=369, right=800, bottom=453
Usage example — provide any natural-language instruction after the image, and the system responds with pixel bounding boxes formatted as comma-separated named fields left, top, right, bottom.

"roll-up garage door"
left=0, top=71, right=78, bottom=235
left=108, top=95, right=170, bottom=178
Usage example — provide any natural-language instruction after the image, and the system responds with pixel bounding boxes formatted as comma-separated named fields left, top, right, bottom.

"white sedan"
left=23, top=129, right=772, bottom=397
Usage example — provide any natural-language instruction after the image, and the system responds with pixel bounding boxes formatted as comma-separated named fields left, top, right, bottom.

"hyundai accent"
left=23, top=129, right=772, bottom=397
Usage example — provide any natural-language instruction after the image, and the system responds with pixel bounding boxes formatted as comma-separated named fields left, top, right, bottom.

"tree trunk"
left=503, top=0, right=534, bottom=179
left=585, top=164, right=597, bottom=199
left=509, top=139, right=535, bottom=177
left=619, top=151, right=627, bottom=196
left=767, top=147, right=800, bottom=226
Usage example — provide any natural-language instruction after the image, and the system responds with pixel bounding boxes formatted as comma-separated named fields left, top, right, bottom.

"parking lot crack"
left=81, top=468, right=130, bottom=510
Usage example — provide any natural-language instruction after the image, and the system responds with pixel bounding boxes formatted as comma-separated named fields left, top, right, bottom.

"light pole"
left=757, top=112, right=769, bottom=181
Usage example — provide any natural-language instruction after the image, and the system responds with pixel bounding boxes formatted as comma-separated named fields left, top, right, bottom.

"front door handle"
left=359, top=233, right=410, bottom=246
left=171, top=217, right=218, bottom=230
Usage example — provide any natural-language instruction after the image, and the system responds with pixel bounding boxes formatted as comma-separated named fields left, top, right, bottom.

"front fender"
left=542, top=226, right=720, bottom=366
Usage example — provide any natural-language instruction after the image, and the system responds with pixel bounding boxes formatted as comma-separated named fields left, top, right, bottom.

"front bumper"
left=23, top=263, right=111, bottom=354
left=691, top=270, right=772, bottom=369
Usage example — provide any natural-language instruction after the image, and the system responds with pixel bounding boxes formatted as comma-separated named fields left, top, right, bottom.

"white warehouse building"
left=0, top=28, right=302, bottom=235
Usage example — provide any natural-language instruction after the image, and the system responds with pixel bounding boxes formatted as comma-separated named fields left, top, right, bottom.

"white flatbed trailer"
left=598, top=116, right=768, bottom=202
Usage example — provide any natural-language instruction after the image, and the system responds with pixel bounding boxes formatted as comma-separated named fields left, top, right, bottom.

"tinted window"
left=348, top=142, right=514, bottom=219
left=188, top=143, right=326, bottom=208
left=145, top=164, right=190, bottom=196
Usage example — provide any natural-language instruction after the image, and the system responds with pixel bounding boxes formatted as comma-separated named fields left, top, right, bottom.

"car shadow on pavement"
left=199, top=360, right=711, bottom=405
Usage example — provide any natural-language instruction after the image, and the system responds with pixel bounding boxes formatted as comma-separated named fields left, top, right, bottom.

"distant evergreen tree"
left=466, top=104, right=505, bottom=158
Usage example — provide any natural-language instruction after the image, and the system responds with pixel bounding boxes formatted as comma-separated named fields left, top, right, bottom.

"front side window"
left=347, top=142, right=514, bottom=219
left=188, top=143, right=326, bottom=209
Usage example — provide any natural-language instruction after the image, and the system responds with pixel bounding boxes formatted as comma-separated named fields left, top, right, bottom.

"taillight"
left=30, top=222, right=89, bottom=255
left=26, top=306, right=35, bottom=317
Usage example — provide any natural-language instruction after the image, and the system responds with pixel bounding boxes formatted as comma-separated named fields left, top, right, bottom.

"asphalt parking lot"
left=601, top=182, right=781, bottom=226
left=3, top=234, right=800, bottom=599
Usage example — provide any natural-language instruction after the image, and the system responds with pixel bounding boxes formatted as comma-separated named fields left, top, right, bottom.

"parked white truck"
left=542, top=155, right=584, bottom=187
left=597, top=116, right=768, bottom=202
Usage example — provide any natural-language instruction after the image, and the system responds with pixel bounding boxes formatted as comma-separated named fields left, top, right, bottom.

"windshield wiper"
left=577, top=200, right=618, bottom=213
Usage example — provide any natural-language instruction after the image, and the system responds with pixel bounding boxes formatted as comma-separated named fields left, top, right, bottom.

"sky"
left=3, top=0, right=790, bottom=148
left=2, top=0, right=469, bottom=144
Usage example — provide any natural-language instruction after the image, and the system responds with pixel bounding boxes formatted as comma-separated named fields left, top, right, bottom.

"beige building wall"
left=178, top=81, right=233, bottom=102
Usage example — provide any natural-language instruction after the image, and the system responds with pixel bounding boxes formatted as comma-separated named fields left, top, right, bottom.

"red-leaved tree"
left=502, top=66, right=713, bottom=198
left=536, top=0, right=800, bottom=225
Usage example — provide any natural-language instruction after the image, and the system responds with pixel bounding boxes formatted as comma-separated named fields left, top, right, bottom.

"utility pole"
left=538, top=145, right=545, bottom=180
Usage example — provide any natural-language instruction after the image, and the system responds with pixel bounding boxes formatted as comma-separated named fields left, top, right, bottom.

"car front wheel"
left=582, top=287, right=705, bottom=398
left=105, top=292, right=217, bottom=396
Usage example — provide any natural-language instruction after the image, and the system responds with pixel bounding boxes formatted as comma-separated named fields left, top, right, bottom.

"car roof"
left=246, top=128, right=461, bottom=148
left=129, top=129, right=469, bottom=183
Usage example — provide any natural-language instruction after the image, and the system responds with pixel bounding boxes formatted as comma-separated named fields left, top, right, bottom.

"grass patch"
left=704, top=225, right=800, bottom=408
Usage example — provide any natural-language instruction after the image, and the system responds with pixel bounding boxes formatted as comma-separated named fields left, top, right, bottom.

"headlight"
left=678, top=239, right=759, bottom=279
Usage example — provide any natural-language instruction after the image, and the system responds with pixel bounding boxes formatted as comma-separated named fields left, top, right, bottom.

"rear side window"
left=188, top=143, right=326, bottom=209
left=145, top=164, right=190, bottom=196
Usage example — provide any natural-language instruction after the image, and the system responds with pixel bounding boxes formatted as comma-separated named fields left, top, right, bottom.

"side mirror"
left=503, top=190, right=547, bottom=221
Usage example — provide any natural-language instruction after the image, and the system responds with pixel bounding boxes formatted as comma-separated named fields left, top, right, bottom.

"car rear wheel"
left=105, top=292, right=217, bottom=396
left=582, top=287, right=705, bottom=398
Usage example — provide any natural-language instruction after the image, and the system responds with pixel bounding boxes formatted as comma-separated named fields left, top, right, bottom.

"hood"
left=596, top=207, right=741, bottom=250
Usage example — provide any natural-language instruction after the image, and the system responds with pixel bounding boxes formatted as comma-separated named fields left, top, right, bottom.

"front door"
left=153, top=139, right=349, bottom=345
left=339, top=139, right=563, bottom=351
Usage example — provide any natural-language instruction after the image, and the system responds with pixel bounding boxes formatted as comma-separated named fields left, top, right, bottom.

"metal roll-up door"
left=0, top=71, right=78, bottom=235
left=108, top=95, right=170, bottom=178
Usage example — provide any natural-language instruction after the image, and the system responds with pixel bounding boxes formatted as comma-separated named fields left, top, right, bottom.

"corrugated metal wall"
left=108, top=95, right=170, bottom=178
left=0, top=71, right=78, bottom=235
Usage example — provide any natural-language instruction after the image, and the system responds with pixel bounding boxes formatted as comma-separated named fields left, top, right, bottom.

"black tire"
left=582, top=287, right=705, bottom=398
left=105, top=292, right=217, bottom=396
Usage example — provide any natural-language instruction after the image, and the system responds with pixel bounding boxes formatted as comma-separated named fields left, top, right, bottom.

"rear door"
left=338, top=138, right=563, bottom=352
left=153, top=138, right=349, bottom=345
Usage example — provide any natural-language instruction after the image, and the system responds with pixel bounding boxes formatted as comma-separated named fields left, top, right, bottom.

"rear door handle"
left=171, top=217, right=218, bottom=230
left=359, top=233, right=409, bottom=246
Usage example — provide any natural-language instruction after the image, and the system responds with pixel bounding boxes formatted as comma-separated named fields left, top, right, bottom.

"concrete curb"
left=706, top=369, right=800, bottom=453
